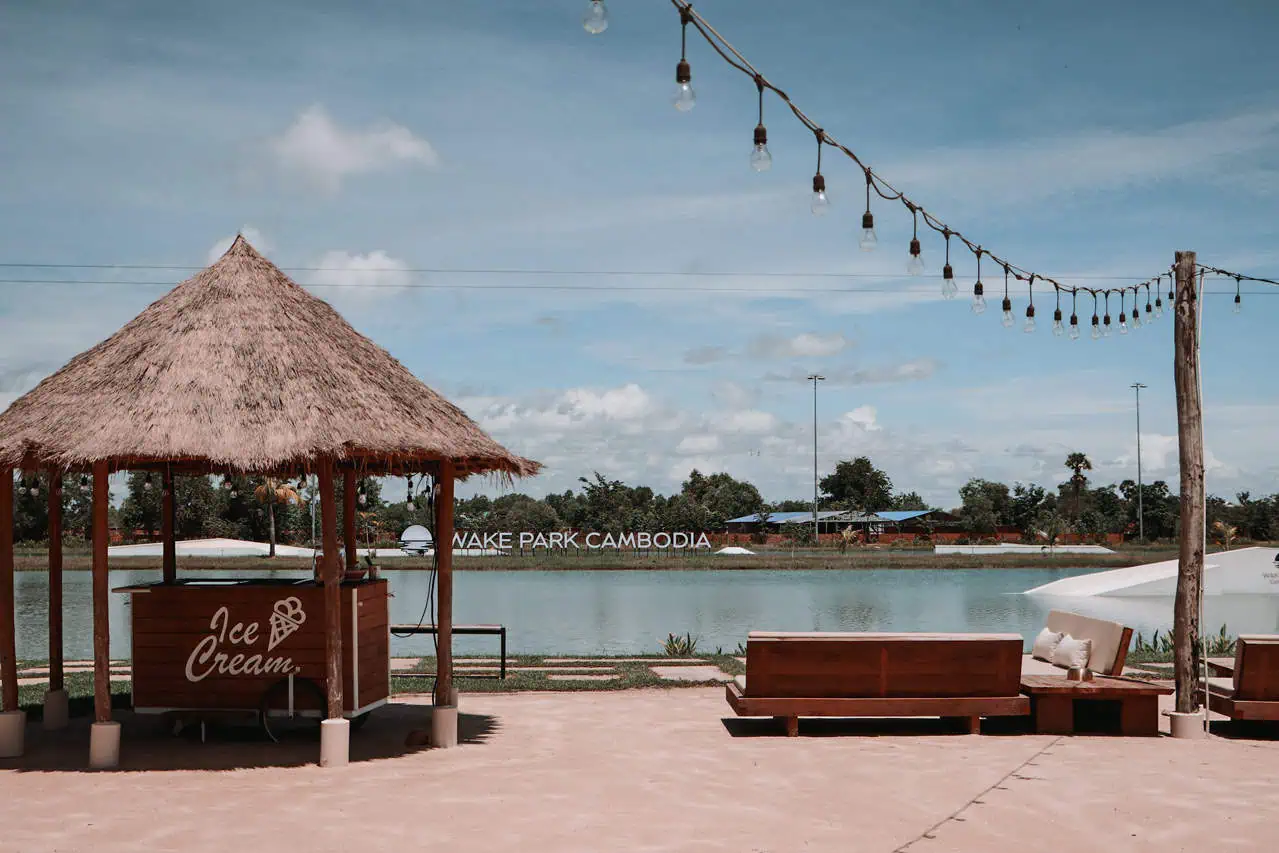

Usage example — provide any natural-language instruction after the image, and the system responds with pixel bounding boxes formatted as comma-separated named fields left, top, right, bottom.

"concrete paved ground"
left=2, top=688, right=1277, bottom=853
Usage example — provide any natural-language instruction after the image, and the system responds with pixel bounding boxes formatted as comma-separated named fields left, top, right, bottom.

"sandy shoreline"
left=3, top=687, right=1277, bottom=852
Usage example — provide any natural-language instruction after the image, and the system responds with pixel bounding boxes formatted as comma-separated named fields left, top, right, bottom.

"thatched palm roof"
left=0, top=236, right=539, bottom=478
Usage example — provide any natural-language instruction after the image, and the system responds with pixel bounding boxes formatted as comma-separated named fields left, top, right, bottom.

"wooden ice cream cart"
left=117, top=577, right=389, bottom=735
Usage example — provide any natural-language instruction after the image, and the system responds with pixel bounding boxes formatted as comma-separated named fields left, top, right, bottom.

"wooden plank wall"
left=131, top=580, right=389, bottom=713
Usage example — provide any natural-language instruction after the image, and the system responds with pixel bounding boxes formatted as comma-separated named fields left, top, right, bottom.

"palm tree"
left=254, top=478, right=302, bottom=557
left=1064, top=452, right=1093, bottom=519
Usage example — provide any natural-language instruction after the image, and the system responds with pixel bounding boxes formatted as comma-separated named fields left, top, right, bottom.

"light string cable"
left=666, top=0, right=1171, bottom=313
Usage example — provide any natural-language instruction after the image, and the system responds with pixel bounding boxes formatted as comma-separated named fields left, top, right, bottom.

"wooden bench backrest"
left=1044, top=610, right=1132, bottom=675
left=1235, top=635, right=1279, bottom=701
left=744, top=632, right=1022, bottom=699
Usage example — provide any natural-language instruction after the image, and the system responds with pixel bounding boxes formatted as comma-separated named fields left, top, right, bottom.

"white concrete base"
left=319, top=718, right=350, bottom=767
left=42, top=689, right=70, bottom=731
left=89, top=720, right=121, bottom=768
left=1167, top=710, right=1207, bottom=739
left=0, top=710, right=26, bottom=758
left=431, top=704, right=458, bottom=749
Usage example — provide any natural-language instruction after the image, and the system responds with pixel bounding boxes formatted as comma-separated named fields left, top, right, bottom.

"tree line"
left=7, top=452, right=1276, bottom=547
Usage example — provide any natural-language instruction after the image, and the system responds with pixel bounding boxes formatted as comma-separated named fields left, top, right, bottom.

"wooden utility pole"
left=1172, top=250, right=1204, bottom=713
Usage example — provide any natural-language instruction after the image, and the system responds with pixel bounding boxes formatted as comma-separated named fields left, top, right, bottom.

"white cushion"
left=1051, top=634, right=1093, bottom=670
left=1031, top=628, right=1065, bottom=662
left=1044, top=610, right=1128, bottom=673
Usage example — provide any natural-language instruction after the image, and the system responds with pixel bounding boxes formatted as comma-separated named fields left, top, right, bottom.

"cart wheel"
left=259, top=676, right=326, bottom=743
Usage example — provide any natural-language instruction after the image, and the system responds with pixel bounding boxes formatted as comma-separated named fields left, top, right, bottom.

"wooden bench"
left=1202, top=635, right=1279, bottom=722
left=724, top=632, right=1029, bottom=736
left=390, top=623, right=507, bottom=679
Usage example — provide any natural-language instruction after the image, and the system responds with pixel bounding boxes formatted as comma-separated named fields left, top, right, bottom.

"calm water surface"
left=15, top=568, right=1279, bottom=659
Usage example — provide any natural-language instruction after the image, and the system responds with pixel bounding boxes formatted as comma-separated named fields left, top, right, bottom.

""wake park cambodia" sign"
left=451, top=531, right=714, bottom=551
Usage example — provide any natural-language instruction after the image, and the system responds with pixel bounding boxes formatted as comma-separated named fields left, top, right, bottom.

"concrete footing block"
left=0, top=710, right=26, bottom=758
left=89, top=720, right=121, bottom=768
left=431, top=705, right=458, bottom=749
left=43, top=689, right=70, bottom=731
left=320, top=718, right=350, bottom=767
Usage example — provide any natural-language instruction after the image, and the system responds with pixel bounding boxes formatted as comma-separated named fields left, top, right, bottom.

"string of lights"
left=1196, top=263, right=1279, bottom=315
left=0, top=275, right=1267, bottom=296
left=582, top=0, right=1206, bottom=337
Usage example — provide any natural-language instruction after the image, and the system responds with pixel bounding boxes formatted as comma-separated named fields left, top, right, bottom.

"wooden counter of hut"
left=0, top=235, right=539, bottom=767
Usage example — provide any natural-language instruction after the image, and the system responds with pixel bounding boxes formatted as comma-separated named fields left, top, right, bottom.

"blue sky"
left=1, top=0, right=1276, bottom=507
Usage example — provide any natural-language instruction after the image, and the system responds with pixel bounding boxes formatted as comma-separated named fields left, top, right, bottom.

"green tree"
left=11, top=472, right=51, bottom=542
left=1064, top=452, right=1093, bottom=519
left=1008, top=483, right=1051, bottom=535
left=680, top=470, right=762, bottom=527
left=254, top=478, right=302, bottom=557
left=890, top=491, right=928, bottom=511
left=820, top=457, right=894, bottom=512
left=959, top=479, right=1012, bottom=533
left=119, top=472, right=163, bottom=540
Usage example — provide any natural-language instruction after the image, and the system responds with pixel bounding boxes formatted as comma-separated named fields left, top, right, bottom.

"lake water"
left=14, top=568, right=1279, bottom=660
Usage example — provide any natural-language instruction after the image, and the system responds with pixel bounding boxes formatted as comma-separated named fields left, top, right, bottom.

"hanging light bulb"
left=144, top=472, right=153, bottom=491
left=80, top=474, right=89, bottom=487
left=971, top=251, right=986, bottom=313
left=672, top=8, right=695, bottom=111
left=809, top=131, right=829, bottom=215
left=1021, top=274, right=1037, bottom=332
left=1069, top=314, right=1080, bottom=340
left=972, top=281, right=986, bottom=314
left=939, top=231, right=954, bottom=296
left=905, top=205, right=923, bottom=274
left=1131, top=308, right=1141, bottom=329
left=859, top=169, right=877, bottom=251
left=1234, top=277, right=1243, bottom=314
left=358, top=492, right=368, bottom=506
left=1091, top=315, right=1101, bottom=340
left=582, top=0, right=608, bottom=34
left=1102, top=313, right=1112, bottom=337
left=230, top=488, right=238, bottom=499
left=750, top=125, right=771, bottom=172
left=1052, top=308, right=1064, bottom=337
left=29, top=478, right=39, bottom=497
left=1000, top=265, right=1013, bottom=327
left=1154, top=295, right=1163, bottom=319
left=749, top=77, right=771, bottom=172
left=1119, top=312, right=1129, bottom=334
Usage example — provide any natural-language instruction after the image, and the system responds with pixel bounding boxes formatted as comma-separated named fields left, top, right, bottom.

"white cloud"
left=748, top=332, right=849, bottom=359
left=764, top=358, right=939, bottom=387
left=267, top=104, right=438, bottom=192
left=308, top=250, right=412, bottom=299
left=207, top=226, right=271, bottom=264
left=675, top=434, right=720, bottom=455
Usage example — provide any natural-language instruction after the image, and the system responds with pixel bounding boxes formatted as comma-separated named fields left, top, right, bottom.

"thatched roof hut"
left=0, top=235, right=539, bottom=479
left=0, top=236, right=537, bottom=767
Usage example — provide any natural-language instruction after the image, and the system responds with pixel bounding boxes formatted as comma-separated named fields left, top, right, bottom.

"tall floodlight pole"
left=807, top=374, right=825, bottom=542
left=1131, top=382, right=1147, bottom=542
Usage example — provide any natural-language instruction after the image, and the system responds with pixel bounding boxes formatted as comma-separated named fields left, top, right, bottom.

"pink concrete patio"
left=2, top=687, right=1277, bottom=852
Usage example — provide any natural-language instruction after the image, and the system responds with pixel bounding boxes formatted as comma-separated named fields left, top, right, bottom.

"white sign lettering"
left=184, top=597, right=304, bottom=683
left=453, top=530, right=711, bottom=551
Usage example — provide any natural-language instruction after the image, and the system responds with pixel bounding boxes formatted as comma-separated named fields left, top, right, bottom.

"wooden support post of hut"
left=44, top=469, right=69, bottom=729
left=343, top=468, right=358, bottom=572
left=432, top=462, right=458, bottom=748
left=0, top=236, right=538, bottom=768
left=89, top=460, right=121, bottom=768
left=0, top=464, right=22, bottom=758
left=161, top=465, right=177, bottom=584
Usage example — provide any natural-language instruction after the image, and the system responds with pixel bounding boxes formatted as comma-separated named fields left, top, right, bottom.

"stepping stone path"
left=647, top=665, right=733, bottom=683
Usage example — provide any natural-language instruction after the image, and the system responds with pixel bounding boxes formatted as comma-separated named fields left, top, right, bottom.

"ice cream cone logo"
left=268, top=596, right=306, bottom=651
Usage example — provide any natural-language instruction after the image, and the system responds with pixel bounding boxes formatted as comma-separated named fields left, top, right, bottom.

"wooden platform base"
left=725, top=681, right=1029, bottom=736
left=1206, top=690, right=1279, bottom=722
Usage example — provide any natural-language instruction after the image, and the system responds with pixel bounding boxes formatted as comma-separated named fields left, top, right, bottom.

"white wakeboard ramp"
left=1025, top=546, right=1279, bottom=597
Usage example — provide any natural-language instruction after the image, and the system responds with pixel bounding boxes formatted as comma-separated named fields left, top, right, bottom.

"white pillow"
left=1051, top=634, right=1093, bottom=670
left=1031, top=628, right=1065, bottom=662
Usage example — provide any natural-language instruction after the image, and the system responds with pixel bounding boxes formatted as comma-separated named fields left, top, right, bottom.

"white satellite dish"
left=400, top=524, right=434, bottom=555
